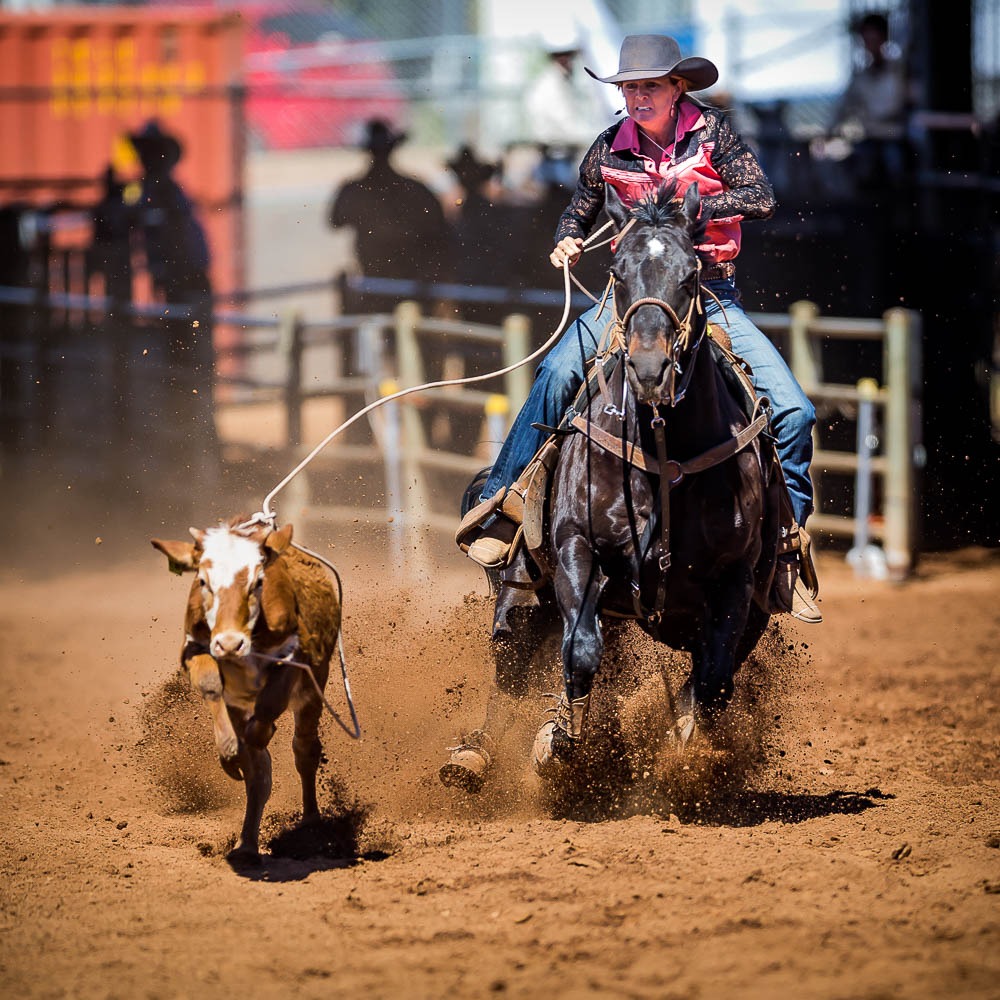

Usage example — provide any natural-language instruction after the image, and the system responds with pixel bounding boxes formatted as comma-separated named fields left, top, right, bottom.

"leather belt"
left=702, top=261, right=736, bottom=282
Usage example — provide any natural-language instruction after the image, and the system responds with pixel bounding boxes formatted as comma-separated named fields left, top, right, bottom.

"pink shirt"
left=600, top=104, right=742, bottom=262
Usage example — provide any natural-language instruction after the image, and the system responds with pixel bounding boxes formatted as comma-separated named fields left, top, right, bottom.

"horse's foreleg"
left=554, top=537, right=608, bottom=700
left=439, top=605, right=549, bottom=794
left=533, top=537, right=607, bottom=775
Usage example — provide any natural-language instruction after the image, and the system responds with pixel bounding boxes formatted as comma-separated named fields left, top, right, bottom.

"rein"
left=578, top=240, right=764, bottom=625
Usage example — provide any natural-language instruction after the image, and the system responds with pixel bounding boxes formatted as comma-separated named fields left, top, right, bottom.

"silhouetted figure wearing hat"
left=328, top=119, right=448, bottom=313
left=129, top=119, right=217, bottom=476
left=130, top=120, right=212, bottom=308
left=443, top=145, right=510, bottom=323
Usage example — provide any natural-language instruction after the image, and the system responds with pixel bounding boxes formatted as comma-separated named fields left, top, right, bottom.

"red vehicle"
left=240, top=3, right=407, bottom=149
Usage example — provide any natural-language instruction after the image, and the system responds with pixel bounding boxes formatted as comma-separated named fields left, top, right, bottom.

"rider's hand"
left=550, top=237, right=583, bottom=270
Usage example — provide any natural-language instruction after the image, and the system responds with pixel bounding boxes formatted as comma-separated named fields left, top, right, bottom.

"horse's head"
left=606, top=181, right=704, bottom=407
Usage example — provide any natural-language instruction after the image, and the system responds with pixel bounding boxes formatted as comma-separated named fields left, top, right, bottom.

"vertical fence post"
left=393, top=300, right=430, bottom=575
left=279, top=310, right=309, bottom=516
left=847, top=377, right=888, bottom=579
left=788, top=300, right=821, bottom=393
left=502, top=313, right=531, bottom=417
left=484, top=394, right=509, bottom=463
left=379, top=377, right=405, bottom=569
left=789, top=299, right=822, bottom=518
left=883, top=307, right=921, bottom=580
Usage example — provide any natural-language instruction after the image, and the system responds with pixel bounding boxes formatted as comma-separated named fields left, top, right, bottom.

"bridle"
left=613, top=256, right=707, bottom=409
left=584, top=237, right=765, bottom=624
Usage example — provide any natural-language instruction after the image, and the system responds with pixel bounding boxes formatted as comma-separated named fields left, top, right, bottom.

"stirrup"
left=791, top=578, right=823, bottom=624
left=770, top=522, right=821, bottom=619
left=456, top=470, right=533, bottom=568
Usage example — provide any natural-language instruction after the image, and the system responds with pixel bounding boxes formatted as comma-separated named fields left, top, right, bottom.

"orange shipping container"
left=0, top=6, right=245, bottom=296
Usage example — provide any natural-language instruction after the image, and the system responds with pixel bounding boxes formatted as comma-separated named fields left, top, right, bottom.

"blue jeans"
left=482, top=279, right=816, bottom=526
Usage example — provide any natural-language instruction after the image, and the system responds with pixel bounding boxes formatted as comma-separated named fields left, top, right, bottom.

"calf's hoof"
left=439, top=730, right=495, bottom=794
left=225, top=845, right=262, bottom=868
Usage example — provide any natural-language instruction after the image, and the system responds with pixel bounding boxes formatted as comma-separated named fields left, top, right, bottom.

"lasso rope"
left=259, top=218, right=620, bottom=519
left=237, top=219, right=621, bottom=737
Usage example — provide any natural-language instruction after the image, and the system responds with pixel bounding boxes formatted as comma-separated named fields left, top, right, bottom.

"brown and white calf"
left=152, top=518, right=341, bottom=863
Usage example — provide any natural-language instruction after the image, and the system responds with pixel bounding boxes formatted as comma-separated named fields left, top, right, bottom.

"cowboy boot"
left=438, top=729, right=497, bottom=794
left=772, top=522, right=822, bottom=624
left=532, top=692, right=590, bottom=778
left=456, top=480, right=529, bottom=570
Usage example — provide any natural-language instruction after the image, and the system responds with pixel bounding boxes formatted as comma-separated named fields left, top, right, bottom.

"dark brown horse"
left=441, top=181, right=782, bottom=792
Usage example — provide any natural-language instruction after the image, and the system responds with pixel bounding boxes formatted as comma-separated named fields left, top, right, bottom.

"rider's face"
left=622, top=77, right=683, bottom=137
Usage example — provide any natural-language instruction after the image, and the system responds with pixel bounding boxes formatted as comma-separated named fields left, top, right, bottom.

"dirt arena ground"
left=1, top=514, right=998, bottom=999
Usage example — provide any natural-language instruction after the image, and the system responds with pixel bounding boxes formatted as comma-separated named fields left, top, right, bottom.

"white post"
left=502, top=313, right=531, bottom=414
left=883, top=308, right=920, bottom=580
left=847, top=378, right=888, bottom=579
left=379, top=377, right=405, bottom=569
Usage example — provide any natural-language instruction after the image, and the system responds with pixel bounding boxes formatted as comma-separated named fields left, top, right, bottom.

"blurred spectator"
left=444, top=145, right=502, bottom=288
left=88, top=165, right=132, bottom=301
left=328, top=118, right=448, bottom=312
left=129, top=120, right=212, bottom=307
left=128, top=119, right=217, bottom=471
left=831, top=12, right=912, bottom=189
left=524, top=29, right=609, bottom=192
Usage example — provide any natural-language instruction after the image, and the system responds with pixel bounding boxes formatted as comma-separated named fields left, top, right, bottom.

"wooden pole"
left=883, top=307, right=922, bottom=579
left=502, top=313, right=531, bottom=416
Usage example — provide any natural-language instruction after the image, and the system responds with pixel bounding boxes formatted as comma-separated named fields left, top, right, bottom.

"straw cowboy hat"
left=585, top=34, right=718, bottom=91
left=129, top=120, right=183, bottom=170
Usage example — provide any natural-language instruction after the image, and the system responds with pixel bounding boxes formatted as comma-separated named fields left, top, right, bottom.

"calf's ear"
left=265, top=523, right=294, bottom=556
left=151, top=539, right=199, bottom=575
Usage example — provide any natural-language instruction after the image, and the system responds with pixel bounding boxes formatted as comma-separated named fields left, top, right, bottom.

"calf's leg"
left=225, top=709, right=276, bottom=863
left=292, top=695, right=323, bottom=821
left=185, top=652, right=239, bottom=761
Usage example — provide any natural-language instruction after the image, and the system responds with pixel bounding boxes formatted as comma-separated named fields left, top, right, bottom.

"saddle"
left=458, top=331, right=817, bottom=614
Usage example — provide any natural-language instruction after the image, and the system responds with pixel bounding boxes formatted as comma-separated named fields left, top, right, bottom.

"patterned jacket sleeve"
left=699, top=113, right=776, bottom=222
left=553, top=127, right=617, bottom=244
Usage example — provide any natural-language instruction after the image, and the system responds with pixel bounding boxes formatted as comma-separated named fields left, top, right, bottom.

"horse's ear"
left=680, top=183, right=701, bottom=229
left=604, top=183, right=631, bottom=231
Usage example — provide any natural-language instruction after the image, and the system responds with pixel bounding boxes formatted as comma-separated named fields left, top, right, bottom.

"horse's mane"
left=629, top=180, right=708, bottom=245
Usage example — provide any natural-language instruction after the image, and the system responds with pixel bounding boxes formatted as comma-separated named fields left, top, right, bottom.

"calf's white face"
left=197, top=527, right=266, bottom=659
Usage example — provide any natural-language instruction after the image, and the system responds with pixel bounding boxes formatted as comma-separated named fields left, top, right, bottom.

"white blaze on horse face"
left=198, top=529, right=265, bottom=651
left=646, top=236, right=666, bottom=259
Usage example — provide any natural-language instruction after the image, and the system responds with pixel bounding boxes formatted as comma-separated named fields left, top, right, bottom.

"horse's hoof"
left=439, top=732, right=494, bottom=794
left=532, top=721, right=577, bottom=779
left=672, top=713, right=697, bottom=748
left=219, top=754, right=244, bottom=781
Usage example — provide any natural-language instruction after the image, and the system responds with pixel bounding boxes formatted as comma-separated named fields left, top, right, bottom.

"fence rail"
left=1, top=285, right=923, bottom=576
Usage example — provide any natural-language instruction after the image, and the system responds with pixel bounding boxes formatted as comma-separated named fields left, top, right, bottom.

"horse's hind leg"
left=533, top=538, right=607, bottom=774
left=439, top=604, right=550, bottom=794
left=690, top=565, right=756, bottom=732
